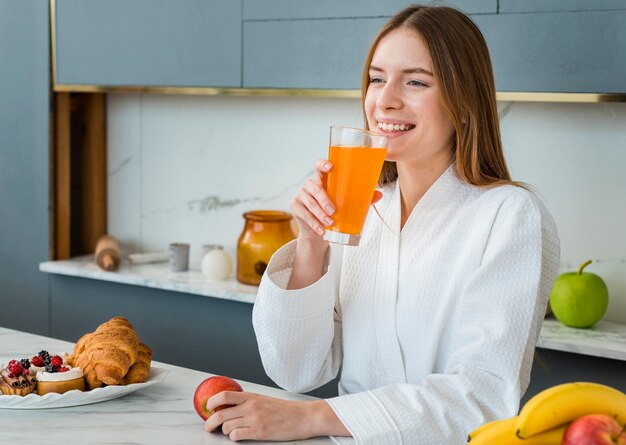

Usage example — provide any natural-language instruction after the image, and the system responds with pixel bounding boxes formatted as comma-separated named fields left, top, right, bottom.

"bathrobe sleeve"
left=326, top=192, right=560, bottom=444
left=252, top=240, right=344, bottom=393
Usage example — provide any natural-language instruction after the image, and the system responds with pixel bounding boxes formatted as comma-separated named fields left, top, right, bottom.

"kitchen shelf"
left=40, top=258, right=626, bottom=362
left=39, top=256, right=257, bottom=304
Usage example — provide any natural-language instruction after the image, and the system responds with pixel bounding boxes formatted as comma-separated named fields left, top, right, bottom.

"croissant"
left=123, top=342, right=153, bottom=384
left=69, top=317, right=143, bottom=389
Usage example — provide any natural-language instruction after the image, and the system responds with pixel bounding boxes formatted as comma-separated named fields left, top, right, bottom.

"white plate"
left=0, top=367, right=168, bottom=409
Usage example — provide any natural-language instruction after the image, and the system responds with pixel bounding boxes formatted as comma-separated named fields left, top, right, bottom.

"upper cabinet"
left=53, top=0, right=626, bottom=93
left=54, top=0, right=242, bottom=88
left=475, top=8, right=626, bottom=93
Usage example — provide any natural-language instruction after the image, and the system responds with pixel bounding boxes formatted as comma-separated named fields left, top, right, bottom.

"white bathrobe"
left=252, top=165, right=560, bottom=444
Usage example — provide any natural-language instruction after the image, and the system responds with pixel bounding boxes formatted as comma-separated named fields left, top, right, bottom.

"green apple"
left=550, top=260, right=609, bottom=328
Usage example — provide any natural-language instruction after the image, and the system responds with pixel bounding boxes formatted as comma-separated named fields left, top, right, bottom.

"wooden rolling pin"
left=95, top=235, right=120, bottom=271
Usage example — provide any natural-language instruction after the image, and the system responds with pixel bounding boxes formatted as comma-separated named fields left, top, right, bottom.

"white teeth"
left=377, top=122, right=412, bottom=132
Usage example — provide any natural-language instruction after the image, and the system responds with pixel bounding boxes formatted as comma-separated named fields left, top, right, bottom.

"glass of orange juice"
left=323, top=126, right=388, bottom=246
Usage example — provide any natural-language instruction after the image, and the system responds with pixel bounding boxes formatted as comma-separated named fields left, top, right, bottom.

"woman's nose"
left=377, top=82, right=403, bottom=110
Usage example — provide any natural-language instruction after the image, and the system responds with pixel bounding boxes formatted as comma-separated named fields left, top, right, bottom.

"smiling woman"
left=202, top=5, right=561, bottom=444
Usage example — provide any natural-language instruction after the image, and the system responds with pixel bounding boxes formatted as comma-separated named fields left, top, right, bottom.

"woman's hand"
left=290, top=159, right=336, bottom=245
left=204, top=391, right=350, bottom=441
left=290, top=159, right=384, bottom=244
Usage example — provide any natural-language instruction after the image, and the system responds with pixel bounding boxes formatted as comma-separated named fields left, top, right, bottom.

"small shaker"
left=169, top=243, right=190, bottom=272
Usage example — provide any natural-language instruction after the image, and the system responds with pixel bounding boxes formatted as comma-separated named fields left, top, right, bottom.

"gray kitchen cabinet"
left=474, top=10, right=626, bottom=93
left=244, top=17, right=386, bottom=89
left=0, top=0, right=50, bottom=335
left=54, top=0, right=242, bottom=87
left=48, top=275, right=340, bottom=398
left=244, top=2, right=626, bottom=92
left=242, top=0, right=496, bottom=20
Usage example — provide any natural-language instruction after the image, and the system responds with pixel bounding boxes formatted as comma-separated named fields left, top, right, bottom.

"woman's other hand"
left=204, top=391, right=350, bottom=441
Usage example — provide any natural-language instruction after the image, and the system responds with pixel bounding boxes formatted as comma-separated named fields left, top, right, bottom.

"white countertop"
left=40, top=255, right=258, bottom=304
left=40, top=257, right=626, bottom=362
left=537, top=318, right=626, bottom=361
left=0, top=327, right=332, bottom=444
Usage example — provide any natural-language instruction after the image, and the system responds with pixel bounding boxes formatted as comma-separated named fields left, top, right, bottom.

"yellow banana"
left=467, top=417, right=516, bottom=444
left=516, top=382, right=626, bottom=439
left=467, top=416, right=517, bottom=443
left=468, top=416, right=566, bottom=444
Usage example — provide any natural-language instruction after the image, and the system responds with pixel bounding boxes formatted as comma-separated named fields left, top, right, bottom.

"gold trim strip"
left=50, top=0, right=57, bottom=86
left=52, top=85, right=626, bottom=102
left=53, top=84, right=362, bottom=98
left=496, top=92, right=626, bottom=103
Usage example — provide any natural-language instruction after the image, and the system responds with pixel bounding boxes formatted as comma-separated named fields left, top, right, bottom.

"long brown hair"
left=363, top=5, right=519, bottom=188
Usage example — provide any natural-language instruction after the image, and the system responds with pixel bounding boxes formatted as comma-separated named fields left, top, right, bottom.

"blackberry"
left=44, top=364, right=56, bottom=373
left=20, top=358, right=31, bottom=369
left=38, top=350, right=50, bottom=360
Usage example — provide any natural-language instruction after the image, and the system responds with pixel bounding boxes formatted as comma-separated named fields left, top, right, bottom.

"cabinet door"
left=55, top=0, right=242, bottom=87
left=475, top=10, right=626, bottom=93
left=242, top=0, right=497, bottom=90
left=0, top=0, right=50, bottom=334
left=244, top=17, right=386, bottom=89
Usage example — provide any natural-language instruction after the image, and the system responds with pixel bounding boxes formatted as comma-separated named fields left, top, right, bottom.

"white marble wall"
left=107, top=94, right=626, bottom=322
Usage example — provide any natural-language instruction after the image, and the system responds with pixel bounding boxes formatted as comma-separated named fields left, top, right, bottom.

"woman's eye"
left=369, top=77, right=385, bottom=84
left=408, top=80, right=426, bottom=87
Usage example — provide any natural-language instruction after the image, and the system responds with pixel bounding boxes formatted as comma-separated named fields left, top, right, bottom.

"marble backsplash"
left=107, top=93, right=626, bottom=322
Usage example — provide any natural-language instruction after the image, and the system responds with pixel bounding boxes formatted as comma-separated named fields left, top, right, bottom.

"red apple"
left=563, top=414, right=626, bottom=445
left=193, top=375, right=243, bottom=421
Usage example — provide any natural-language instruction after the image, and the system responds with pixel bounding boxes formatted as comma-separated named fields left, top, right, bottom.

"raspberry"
left=50, top=355, right=63, bottom=368
left=23, top=369, right=29, bottom=375
left=7, top=360, right=23, bottom=376
left=58, top=367, right=70, bottom=373
left=31, top=356, right=44, bottom=367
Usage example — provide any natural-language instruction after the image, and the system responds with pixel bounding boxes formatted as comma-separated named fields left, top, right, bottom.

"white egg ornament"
left=201, top=248, right=233, bottom=281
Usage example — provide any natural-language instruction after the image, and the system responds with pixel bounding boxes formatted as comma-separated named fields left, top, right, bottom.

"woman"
left=204, top=5, right=560, bottom=443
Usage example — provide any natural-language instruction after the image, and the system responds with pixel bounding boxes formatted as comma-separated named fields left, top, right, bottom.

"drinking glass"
left=323, top=126, right=388, bottom=246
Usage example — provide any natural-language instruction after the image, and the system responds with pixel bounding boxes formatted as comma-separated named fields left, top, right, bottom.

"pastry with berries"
left=29, top=350, right=49, bottom=375
left=35, top=353, right=85, bottom=395
left=0, top=359, right=37, bottom=396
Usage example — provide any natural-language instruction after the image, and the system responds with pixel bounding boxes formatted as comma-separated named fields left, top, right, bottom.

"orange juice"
left=325, top=145, right=387, bottom=235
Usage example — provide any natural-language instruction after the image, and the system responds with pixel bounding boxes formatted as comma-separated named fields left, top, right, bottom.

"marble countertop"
left=0, top=327, right=332, bottom=444
left=537, top=318, right=626, bottom=361
left=40, top=258, right=626, bottom=362
left=40, top=255, right=258, bottom=304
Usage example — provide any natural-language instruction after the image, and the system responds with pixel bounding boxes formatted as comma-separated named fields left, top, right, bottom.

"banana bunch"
left=468, top=382, right=626, bottom=444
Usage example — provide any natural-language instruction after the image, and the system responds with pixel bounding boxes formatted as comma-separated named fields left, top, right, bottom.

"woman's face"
left=365, top=28, right=455, bottom=166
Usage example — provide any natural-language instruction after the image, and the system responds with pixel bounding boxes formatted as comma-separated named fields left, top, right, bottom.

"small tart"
left=0, top=370, right=36, bottom=396
left=36, top=367, right=85, bottom=395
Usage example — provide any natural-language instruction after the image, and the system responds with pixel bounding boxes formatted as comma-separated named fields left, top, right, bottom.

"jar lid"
left=243, top=210, right=292, bottom=222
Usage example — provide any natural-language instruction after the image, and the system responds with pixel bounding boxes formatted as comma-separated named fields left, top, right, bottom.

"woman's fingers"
left=315, top=159, right=332, bottom=183
left=290, top=179, right=335, bottom=235
left=204, top=391, right=250, bottom=432
left=290, top=197, right=326, bottom=236
left=303, top=179, right=335, bottom=217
